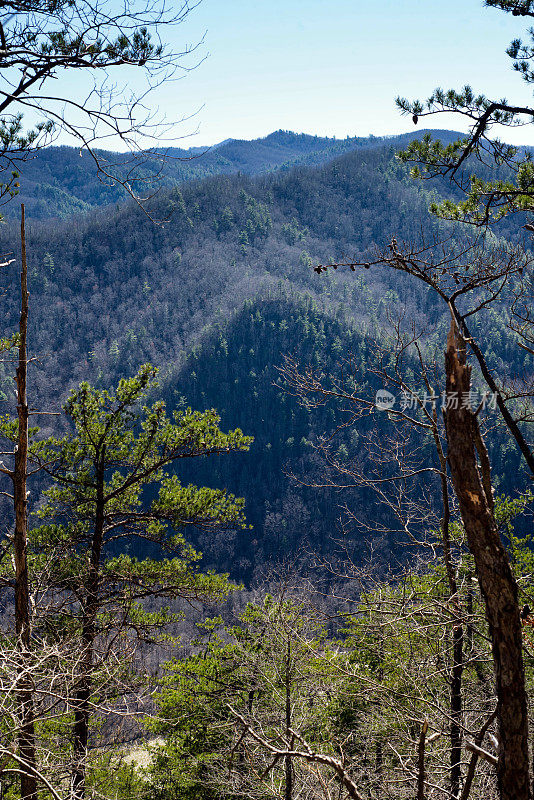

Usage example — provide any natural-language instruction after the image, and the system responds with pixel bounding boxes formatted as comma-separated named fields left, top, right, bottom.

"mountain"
left=3, top=128, right=462, bottom=220
left=0, top=132, right=527, bottom=578
left=148, top=291, right=526, bottom=580
left=0, top=133, right=448, bottom=402
left=160, top=292, right=384, bottom=579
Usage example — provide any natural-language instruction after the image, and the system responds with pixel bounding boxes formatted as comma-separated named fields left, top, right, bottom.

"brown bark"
left=450, top=623, right=463, bottom=799
left=433, top=410, right=463, bottom=798
left=416, top=719, right=428, bottom=800
left=284, top=639, right=293, bottom=800
left=14, top=205, right=38, bottom=800
left=444, top=317, right=531, bottom=800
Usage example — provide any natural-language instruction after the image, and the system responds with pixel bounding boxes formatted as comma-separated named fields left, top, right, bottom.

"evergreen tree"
left=145, top=595, right=342, bottom=800
left=396, top=1, right=534, bottom=225
left=22, top=364, right=252, bottom=800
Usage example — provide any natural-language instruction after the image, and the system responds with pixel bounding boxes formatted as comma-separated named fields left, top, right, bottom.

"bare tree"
left=280, top=305, right=532, bottom=799
left=313, top=235, right=534, bottom=476
left=0, top=0, right=203, bottom=211
left=444, top=317, right=530, bottom=800
left=0, top=204, right=39, bottom=800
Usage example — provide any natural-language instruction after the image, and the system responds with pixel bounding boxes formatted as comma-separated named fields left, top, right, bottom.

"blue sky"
left=60, top=0, right=534, bottom=148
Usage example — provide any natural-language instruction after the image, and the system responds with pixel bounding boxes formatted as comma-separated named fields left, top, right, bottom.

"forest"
left=0, top=1, right=533, bottom=800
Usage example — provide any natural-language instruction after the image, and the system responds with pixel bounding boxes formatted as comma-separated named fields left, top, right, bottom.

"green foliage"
left=27, top=364, right=252, bottom=619
left=497, top=491, right=534, bottom=579
left=4, top=130, right=398, bottom=220
left=213, top=206, right=235, bottom=237
left=396, top=3, right=534, bottom=224
left=0, top=132, right=527, bottom=578
left=137, top=496, right=532, bottom=800
left=281, top=217, right=308, bottom=245
left=0, top=114, right=52, bottom=211
left=167, top=293, right=394, bottom=576
left=0, top=364, right=253, bottom=794
left=143, top=596, right=341, bottom=800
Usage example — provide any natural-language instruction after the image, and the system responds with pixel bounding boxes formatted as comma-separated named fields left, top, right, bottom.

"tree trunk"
left=285, top=639, right=293, bottom=800
left=70, top=448, right=106, bottom=800
left=416, top=719, right=428, bottom=800
left=14, top=204, right=38, bottom=800
left=434, top=413, right=463, bottom=799
left=444, top=318, right=531, bottom=800
left=450, top=623, right=464, bottom=799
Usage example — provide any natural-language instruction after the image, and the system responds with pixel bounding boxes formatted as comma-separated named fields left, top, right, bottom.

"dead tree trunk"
left=13, top=204, right=38, bottom=800
left=284, top=638, right=293, bottom=800
left=444, top=318, right=530, bottom=800
left=416, top=719, right=428, bottom=800
left=433, top=423, right=463, bottom=799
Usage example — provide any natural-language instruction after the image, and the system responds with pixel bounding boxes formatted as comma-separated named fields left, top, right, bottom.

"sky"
left=54, top=0, right=534, bottom=148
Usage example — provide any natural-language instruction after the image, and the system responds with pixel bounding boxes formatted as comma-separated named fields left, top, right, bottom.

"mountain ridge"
left=4, top=128, right=462, bottom=220
left=0, top=132, right=527, bottom=576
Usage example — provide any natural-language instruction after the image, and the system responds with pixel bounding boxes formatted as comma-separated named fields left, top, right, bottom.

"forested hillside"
left=160, top=292, right=528, bottom=578
left=0, top=133, right=461, bottom=403
left=3, top=0, right=534, bottom=798
left=4, top=129, right=459, bottom=219
left=0, top=133, right=529, bottom=578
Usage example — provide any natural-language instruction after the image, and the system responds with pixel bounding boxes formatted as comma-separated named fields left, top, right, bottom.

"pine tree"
left=396, top=1, right=534, bottom=225
left=27, top=364, right=252, bottom=800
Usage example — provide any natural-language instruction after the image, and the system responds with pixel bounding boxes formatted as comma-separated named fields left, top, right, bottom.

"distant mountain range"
left=4, top=128, right=462, bottom=219
left=0, top=128, right=527, bottom=579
